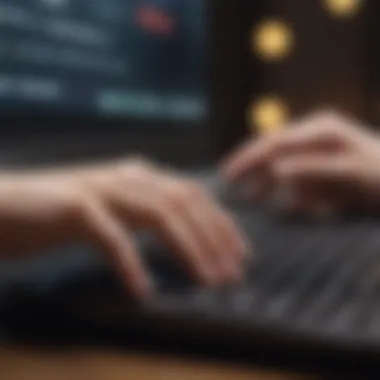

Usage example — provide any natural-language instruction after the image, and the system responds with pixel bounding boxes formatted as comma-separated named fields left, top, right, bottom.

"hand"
left=222, top=111, right=380, bottom=215
left=0, top=159, right=247, bottom=298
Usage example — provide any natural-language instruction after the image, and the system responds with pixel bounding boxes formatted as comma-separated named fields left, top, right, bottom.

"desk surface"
left=0, top=347, right=311, bottom=380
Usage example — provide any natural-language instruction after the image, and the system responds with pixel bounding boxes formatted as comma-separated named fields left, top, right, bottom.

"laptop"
left=0, top=0, right=380, bottom=377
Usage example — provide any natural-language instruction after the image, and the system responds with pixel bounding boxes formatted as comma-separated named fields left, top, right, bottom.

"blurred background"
left=212, top=0, right=375, bottom=155
left=0, top=0, right=374, bottom=156
left=0, top=0, right=378, bottom=378
left=0, top=0, right=206, bottom=120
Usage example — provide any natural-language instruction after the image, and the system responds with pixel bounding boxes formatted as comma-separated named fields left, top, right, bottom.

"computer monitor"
left=0, top=0, right=215, bottom=167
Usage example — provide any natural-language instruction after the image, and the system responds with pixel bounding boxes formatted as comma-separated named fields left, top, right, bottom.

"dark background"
left=0, top=0, right=376, bottom=166
left=211, top=0, right=372, bottom=157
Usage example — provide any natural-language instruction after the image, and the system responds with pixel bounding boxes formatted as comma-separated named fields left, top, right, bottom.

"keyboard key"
left=229, top=288, right=256, bottom=315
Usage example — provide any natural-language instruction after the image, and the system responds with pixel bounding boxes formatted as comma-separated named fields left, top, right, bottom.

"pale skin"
left=223, top=111, right=380, bottom=215
left=0, top=159, right=247, bottom=299
left=2, top=111, right=380, bottom=301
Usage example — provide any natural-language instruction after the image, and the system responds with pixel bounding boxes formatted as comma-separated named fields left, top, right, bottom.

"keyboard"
left=2, top=174, right=380, bottom=373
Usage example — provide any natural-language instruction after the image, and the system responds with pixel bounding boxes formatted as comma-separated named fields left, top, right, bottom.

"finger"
left=222, top=116, right=346, bottom=181
left=102, top=178, right=222, bottom=286
left=178, top=181, right=249, bottom=260
left=152, top=176, right=243, bottom=282
left=79, top=199, right=151, bottom=299
left=211, top=206, right=249, bottom=261
left=273, top=154, right=359, bottom=184
left=182, top=197, right=247, bottom=281
left=162, top=180, right=248, bottom=281
left=186, top=205, right=243, bottom=282
left=155, top=208, right=221, bottom=286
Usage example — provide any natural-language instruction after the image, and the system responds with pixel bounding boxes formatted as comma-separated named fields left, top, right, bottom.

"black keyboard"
left=3, top=179, right=380, bottom=374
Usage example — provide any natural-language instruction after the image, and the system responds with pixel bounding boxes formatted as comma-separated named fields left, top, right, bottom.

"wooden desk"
left=0, top=347, right=310, bottom=380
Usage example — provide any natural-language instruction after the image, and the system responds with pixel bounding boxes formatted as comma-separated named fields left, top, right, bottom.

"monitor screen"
left=0, top=0, right=208, bottom=123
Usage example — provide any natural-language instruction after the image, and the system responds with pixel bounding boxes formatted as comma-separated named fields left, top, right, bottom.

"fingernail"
left=201, top=265, right=220, bottom=286
left=273, top=161, right=288, bottom=176
left=222, top=259, right=242, bottom=282
left=236, top=239, right=250, bottom=259
left=131, top=278, right=153, bottom=300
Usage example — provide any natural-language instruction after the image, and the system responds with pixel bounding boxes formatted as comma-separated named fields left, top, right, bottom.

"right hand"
left=0, top=159, right=247, bottom=298
left=222, top=111, right=380, bottom=215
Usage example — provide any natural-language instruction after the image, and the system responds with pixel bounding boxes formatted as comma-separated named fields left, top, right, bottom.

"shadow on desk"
left=0, top=346, right=310, bottom=380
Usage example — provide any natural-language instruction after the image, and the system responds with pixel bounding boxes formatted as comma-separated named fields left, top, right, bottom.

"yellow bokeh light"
left=323, top=0, right=362, bottom=17
left=252, top=20, right=294, bottom=61
left=248, top=97, right=289, bottom=135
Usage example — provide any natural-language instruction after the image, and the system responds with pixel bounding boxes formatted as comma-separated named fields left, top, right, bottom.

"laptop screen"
left=0, top=0, right=208, bottom=124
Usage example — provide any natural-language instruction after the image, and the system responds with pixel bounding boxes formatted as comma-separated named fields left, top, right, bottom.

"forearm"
left=0, top=174, right=75, bottom=257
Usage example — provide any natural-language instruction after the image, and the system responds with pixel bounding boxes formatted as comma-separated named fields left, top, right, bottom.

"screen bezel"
left=0, top=0, right=214, bottom=168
